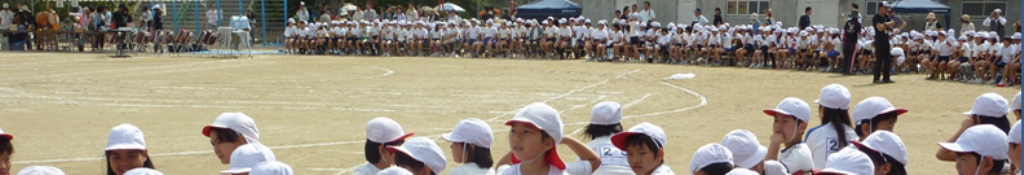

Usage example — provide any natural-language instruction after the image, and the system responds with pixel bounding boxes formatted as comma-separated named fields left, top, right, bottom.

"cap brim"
left=881, top=108, right=909, bottom=116
left=0, top=134, right=13, bottom=140
left=504, top=119, right=542, bottom=130
left=386, top=146, right=422, bottom=162
left=851, top=141, right=880, bottom=153
left=816, top=169, right=855, bottom=175
left=105, top=144, right=146, bottom=151
left=609, top=132, right=643, bottom=151
left=387, top=132, right=415, bottom=143
left=202, top=124, right=229, bottom=137
left=938, top=142, right=972, bottom=153
left=763, top=109, right=791, bottom=117
left=440, top=133, right=461, bottom=142
left=220, top=168, right=253, bottom=174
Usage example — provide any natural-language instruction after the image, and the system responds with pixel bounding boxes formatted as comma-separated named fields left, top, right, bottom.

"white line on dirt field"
left=568, top=82, right=707, bottom=136
left=487, top=69, right=640, bottom=122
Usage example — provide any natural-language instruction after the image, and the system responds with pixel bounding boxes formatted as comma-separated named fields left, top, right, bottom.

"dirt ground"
left=0, top=52, right=1017, bottom=174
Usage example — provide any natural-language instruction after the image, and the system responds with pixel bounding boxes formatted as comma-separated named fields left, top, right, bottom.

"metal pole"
left=238, top=0, right=243, bottom=16
left=260, top=0, right=267, bottom=46
left=217, top=0, right=222, bottom=28
left=173, top=1, right=179, bottom=32
left=194, top=0, right=200, bottom=32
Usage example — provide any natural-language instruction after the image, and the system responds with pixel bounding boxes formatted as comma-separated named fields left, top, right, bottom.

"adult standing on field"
left=983, top=9, right=1007, bottom=38
left=640, top=1, right=655, bottom=24
left=841, top=6, right=861, bottom=76
left=799, top=7, right=811, bottom=30
left=872, top=3, right=895, bottom=84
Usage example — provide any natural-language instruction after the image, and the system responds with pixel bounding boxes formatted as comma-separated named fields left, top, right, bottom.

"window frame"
left=961, top=1, right=1007, bottom=18
left=726, top=0, right=771, bottom=16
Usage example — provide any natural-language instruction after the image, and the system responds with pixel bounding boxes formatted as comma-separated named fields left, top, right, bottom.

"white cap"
left=250, top=161, right=295, bottom=175
left=222, top=144, right=277, bottom=174
left=852, top=97, right=908, bottom=123
left=1, top=3, right=7, bottom=8
left=763, top=160, right=788, bottom=175
left=964, top=93, right=1010, bottom=117
left=376, top=167, right=414, bottom=175
left=506, top=103, right=564, bottom=144
left=441, top=118, right=493, bottom=148
left=689, top=143, right=734, bottom=173
left=16, top=166, right=65, bottom=175
left=939, top=125, right=1010, bottom=160
left=652, top=22, right=661, bottom=28
left=203, top=112, right=260, bottom=143
left=818, top=147, right=874, bottom=175
left=1011, top=92, right=1021, bottom=111
left=152, top=5, right=160, bottom=9
left=123, top=168, right=162, bottom=175
left=0, top=127, right=12, bottom=140
left=815, top=84, right=851, bottom=110
left=299, top=1, right=305, bottom=5
left=726, top=168, right=759, bottom=175
left=853, top=131, right=909, bottom=165
left=366, top=117, right=415, bottom=143
left=559, top=18, right=567, bottom=24
left=1013, top=33, right=1021, bottom=40
left=763, top=97, right=811, bottom=122
left=386, top=137, right=447, bottom=174
left=720, top=130, right=768, bottom=169
left=1008, top=121, right=1021, bottom=144
left=106, top=124, right=146, bottom=151
left=590, top=101, right=623, bottom=125
left=611, top=122, right=667, bottom=150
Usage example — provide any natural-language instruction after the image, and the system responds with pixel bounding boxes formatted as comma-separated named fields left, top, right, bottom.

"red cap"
left=509, top=144, right=566, bottom=170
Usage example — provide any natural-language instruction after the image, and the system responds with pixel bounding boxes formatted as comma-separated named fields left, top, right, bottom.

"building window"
left=962, top=2, right=1006, bottom=17
left=727, top=0, right=770, bottom=15
left=866, top=1, right=881, bottom=15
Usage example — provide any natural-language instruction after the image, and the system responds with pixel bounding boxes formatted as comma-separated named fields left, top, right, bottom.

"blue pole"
left=238, top=0, right=243, bottom=16
left=173, top=1, right=179, bottom=32
left=260, top=0, right=267, bottom=46
left=217, top=0, right=222, bottom=27
left=194, top=1, right=200, bottom=32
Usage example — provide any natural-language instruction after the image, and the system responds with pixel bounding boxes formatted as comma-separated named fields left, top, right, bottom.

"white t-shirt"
left=467, top=26, right=481, bottom=39
left=545, top=26, right=559, bottom=38
left=0, top=10, right=15, bottom=29
left=650, top=165, right=674, bottom=175
left=484, top=26, right=498, bottom=38
left=779, top=143, right=814, bottom=173
left=284, top=26, right=297, bottom=37
left=804, top=123, right=858, bottom=169
left=559, top=27, right=573, bottom=38
left=722, top=33, right=734, bottom=49
left=591, top=29, right=609, bottom=40
left=629, top=22, right=640, bottom=37
left=351, top=162, right=381, bottom=175
left=449, top=163, right=496, bottom=175
left=575, top=26, right=590, bottom=40
left=586, top=136, right=629, bottom=167
left=657, top=33, right=672, bottom=45
left=497, top=160, right=592, bottom=175
left=999, top=45, right=1015, bottom=63
left=936, top=41, right=956, bottom=56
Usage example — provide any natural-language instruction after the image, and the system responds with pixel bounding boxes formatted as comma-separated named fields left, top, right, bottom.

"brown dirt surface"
left=0, top=52, right=1018, bottom=174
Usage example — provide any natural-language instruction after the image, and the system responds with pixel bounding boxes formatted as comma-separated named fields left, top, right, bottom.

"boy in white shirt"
left=284, top=19, right=298, bottom=54
left=555, top=19, right=573, bottom=59
left=587, top=21, right=609, bottom=61
left=481, top=20, right=498, bottom=58
left=653, top=29, right=672, bottom=63
left=610, top=122, right=675, bottom=175
left=764, top=98, right=815, bottom=173
left=352, top=118, right=415, bottom=175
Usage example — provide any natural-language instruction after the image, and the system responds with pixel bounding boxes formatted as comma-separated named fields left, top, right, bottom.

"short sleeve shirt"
left=779, top=143, right=814, bottom=173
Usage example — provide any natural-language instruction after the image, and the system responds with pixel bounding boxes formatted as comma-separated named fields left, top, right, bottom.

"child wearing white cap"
left=690, top=143, right=735, bottom=175
left=387, top=137, right=446, bottom=175
left=355, top=117, right=415, bottom=175
left=806, top=84, right=857, bottom=169
left=937, top=93, right=1012, bottom=162
left=0, top=127, right=12, bottom=175
left=1007, top=121, right=1021, bottom=175
left=202, top=112, right=261, bottom=165
left=1011, top=92, right=1021, bottom=120
left=851, top=97, right=908, bottom=141
left=221, top=143, right=276, bottom=175
left=441, top=118, right=496, bottom=175
left=584, top=102, right=631, bottom=173
left=16, top=166, right=64, bottom=175
left=939, top=125, right=1010, bottom=175
left=763, top=97, right=814, bottom=173
left=609, top=122, right=672, bottom=175
left=720, top=130, right=767, bottom=173
left=250, top=161, right=294, bottom=175
left=105, top=124, right=155, bottom=175
left=761, top=160, right=787, bottom=175
left=849, top=131, right=909, bottom=175
left=815, top=147, right=874, bottom=175
left=496, top=102, right=601, bottom=175
left=123, top=168, right=161, bottom=175
left=377, top=167, right=414, bottom=175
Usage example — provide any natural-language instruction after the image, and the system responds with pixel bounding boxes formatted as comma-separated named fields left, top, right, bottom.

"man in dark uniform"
left=841, top=7, right=861, bottom=75
left=799, top=7, right=811, bottom=30
left=872, top=3, right=895, bottom=84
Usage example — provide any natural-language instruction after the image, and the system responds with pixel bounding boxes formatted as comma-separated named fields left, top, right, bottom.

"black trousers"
left=841, top=40, right=857, bottom=75
left=874, top=46, right=892, bottom=81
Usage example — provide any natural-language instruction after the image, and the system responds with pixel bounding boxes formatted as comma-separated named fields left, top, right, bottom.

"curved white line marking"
left=487, top=69, right=640, bottom=122
left=569, top=81, right=707, bottom=136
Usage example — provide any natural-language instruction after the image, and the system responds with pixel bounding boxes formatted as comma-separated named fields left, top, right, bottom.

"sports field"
left=0, top=52, right=1017, bottom=174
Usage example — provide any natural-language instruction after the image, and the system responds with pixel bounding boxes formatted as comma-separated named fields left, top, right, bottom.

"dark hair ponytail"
left=583, top=123, right=623, bottom=140
left=822, top=107, right=853, bottom=147
left=975, top=115, right=1011, bottom=134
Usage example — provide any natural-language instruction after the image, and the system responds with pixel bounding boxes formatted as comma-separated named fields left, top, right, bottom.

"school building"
left=567, top=0, right=1019, bottom=36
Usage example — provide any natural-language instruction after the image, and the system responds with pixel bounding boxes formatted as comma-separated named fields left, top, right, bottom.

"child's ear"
left=655, top=148, right=665, bottom=161
left=879, top=162, right=892, bottom=174
left=981, top=156, right=995, bottom=173
left=798, top=121, right=808, bottom=131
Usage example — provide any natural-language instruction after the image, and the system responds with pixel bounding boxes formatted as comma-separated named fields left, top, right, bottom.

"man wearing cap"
left=939, top=125, right=1009, bottom=175
left=221, top=144, right=276, bottom=175
left=691, top=8, right=709, bottom=27
left=872, top=3, right=895, bottom=84
left=690, top=143, right=734, bottom=174
left=984, top=9, right=1007, bottom=39
left=386, top=137, right=446, bottom=175
left=202, top=112, right=262, bottom=165
left=354, top=117, right=415, bottom=175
